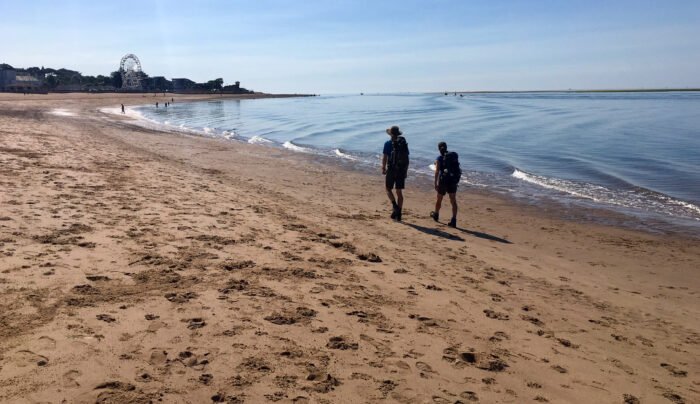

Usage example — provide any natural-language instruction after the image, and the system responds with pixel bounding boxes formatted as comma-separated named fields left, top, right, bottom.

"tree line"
left=1, top=63, right=227, bottom=91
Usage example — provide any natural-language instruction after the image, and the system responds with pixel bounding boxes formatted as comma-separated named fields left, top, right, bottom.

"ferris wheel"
left=120, top=54, right=142, bottom=90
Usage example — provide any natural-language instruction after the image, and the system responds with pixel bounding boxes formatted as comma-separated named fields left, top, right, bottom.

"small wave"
left=282, top=141, right=312, bottom=152
left=248, top=136, right=273, bottom=144
left=512, top=168, right=700, bottom=220
left=428, top=164, right=436, bottom=171
left=100, top=106, right=218, bottom=138
left=512, top=169, right=600, bottom=200
left=334, top=149, right=357, bottom=160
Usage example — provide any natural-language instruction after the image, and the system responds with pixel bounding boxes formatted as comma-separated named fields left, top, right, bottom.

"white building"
left=0, top=69, right=42, bottom=91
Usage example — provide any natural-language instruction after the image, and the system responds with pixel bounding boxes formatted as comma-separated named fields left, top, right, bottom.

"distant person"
left=156, top=102, right=159, bottom=108
left=121, top=104, right=125, bottom=114
left=171, top=97, right=174, bottom=103
left=382, top=125, right=410, bottom=221
left=430, top=141, right=461, bottom=227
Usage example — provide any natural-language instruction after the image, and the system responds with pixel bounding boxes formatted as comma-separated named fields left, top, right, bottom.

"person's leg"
left=385, top=171, right=397, bottom=205
left=396, top=189, right=403, bottom=210
left=449, top=192, right=457, bottom=217
left=435, top=193, right=444, bottom=213
left=447, top=192, right=458, bottom=227
left=385, top=187, right=396, bottom=204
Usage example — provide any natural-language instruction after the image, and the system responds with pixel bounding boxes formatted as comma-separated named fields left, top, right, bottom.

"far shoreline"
left=434, top=88, right=700, bottom=94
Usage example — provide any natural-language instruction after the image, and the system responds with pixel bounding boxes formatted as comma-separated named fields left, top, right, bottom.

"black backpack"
left=441, top=151, right=461, bottom=183
left=389, top=136, right=409, bottom=172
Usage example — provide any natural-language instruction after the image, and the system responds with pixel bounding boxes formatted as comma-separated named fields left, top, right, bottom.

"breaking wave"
left=512, top=169, right=700, bottom=220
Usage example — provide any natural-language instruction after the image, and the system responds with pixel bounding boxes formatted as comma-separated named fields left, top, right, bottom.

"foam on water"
left=283, top=141, right=312, bottom=153
left=334, top=149, right=357, bottom=160
left=248, top=136, right=273, bottom=144
left=512, top=169, right=700, bottom=220
left=100, top=106, right=220, bottom=139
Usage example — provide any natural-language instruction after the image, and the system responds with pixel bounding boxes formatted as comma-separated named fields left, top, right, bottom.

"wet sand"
left=0, top=93, right=698, bottom=403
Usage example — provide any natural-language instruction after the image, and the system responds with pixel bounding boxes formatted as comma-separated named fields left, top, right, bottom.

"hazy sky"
left=2, top=0, right=699, bottom=93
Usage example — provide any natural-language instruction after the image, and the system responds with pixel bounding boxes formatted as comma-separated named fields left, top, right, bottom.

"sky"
left=1, top=0, right=700, bottom=93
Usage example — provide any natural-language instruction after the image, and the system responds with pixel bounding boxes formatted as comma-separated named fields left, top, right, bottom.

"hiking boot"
left=390, top=201, right=400, bottom=219
left=430, top=211, right=439, bottom=222
left=395, top=210, right=402, bottom=222
left=448, top=217, right=457, bottom=228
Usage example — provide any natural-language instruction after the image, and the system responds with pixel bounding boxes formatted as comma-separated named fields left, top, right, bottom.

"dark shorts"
left=437, top=179, right=458, bottom=195
left=385, top=169, right=406, bottom=190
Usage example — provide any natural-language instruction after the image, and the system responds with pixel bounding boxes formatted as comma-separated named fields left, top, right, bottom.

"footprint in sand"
left=199, top=373, right=213, bottom=385
left=483, top=309, right=509, bottom=320
left=13, top=350, right=49, bottom=367
left=36, top=336, right=57, bottom=350
left=551, top=365, right=567, bottom=373
left=660, top=363, right=687, bottom=377
left=460, top=391, right=479, bottom=401
left=623, top=394, right=640, bottom=404
left=415, top=361, right=435, bottom=378
left=326, top=336, right=358, bottom=350
left=182, top=318, right=206, bottom=329
left=62, top=370, right=82, bottom=387
left=148, top=349, right=168, bottom=366
left=96, top=314, right=116, bottom=323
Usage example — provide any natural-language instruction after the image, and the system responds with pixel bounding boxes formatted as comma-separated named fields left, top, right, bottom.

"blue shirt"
left=383, top=140, right=392, bottom=156
left=383, top=139, right=410, bottom=156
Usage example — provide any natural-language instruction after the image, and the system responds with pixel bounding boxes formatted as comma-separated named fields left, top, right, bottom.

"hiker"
left=156, top=102, right=159, bottom=108
left=430, top=141, right=461, bottom=227
left=121, top=104, right=125, bottom=114
left=382, top=125, right=409, bottom=221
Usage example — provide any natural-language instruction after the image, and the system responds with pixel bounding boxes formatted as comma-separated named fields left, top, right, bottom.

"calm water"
left=135, top=92, right=700, bottom=233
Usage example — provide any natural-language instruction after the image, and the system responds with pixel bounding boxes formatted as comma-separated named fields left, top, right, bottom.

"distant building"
left=222, top=80, right=253, bottom=94
left=141, top=76, right=173, bottom=91
left=172, top=78, right=196, bottom=91
left=0, top=69, right=41, bottom=91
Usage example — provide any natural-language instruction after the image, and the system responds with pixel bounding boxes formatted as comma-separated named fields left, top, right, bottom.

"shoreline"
left=119, top=98, right=700, bottom=240
left=1, top=93, right=698, bottom=403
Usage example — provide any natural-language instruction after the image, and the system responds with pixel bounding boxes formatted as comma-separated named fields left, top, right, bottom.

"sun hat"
left=386, top=125, right=403, bottom=136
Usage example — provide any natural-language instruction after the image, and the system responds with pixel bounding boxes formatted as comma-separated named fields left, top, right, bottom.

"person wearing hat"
left=382, top=125, right=410, bottom=221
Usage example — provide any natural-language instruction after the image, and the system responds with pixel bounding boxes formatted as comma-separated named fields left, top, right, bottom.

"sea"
left=132, top=92, right=700, bottom=236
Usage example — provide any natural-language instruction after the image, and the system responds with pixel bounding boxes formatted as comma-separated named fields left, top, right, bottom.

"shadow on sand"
left=401, top=221, right=513, bottom=244
left=455, top=227, right=512, bottom=244
left=400, top=222, right=465, bottom=241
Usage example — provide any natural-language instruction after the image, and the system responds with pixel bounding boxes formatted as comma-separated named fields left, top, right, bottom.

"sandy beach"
left=0, top=93, right=698, bottom=403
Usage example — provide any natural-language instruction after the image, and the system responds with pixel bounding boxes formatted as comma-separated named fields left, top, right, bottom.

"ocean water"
left=134, top=92, right=700, bottom=234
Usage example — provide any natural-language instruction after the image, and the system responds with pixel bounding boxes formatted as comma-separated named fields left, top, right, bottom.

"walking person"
left=430, top=142, right=461, bottom=227
left=121, top=104, right=125, bottom=114
left=382, top=125, right=410, bottom=221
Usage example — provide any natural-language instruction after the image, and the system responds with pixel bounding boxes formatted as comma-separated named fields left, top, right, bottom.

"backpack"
left=389, top=136, right=409, bottom=172
left=441, top=151, right=461, bottom=183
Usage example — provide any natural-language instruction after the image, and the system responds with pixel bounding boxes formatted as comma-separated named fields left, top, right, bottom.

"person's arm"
left=382, top=154, right=387, bottom=174
left=434, top=159, right=440, bottom=191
